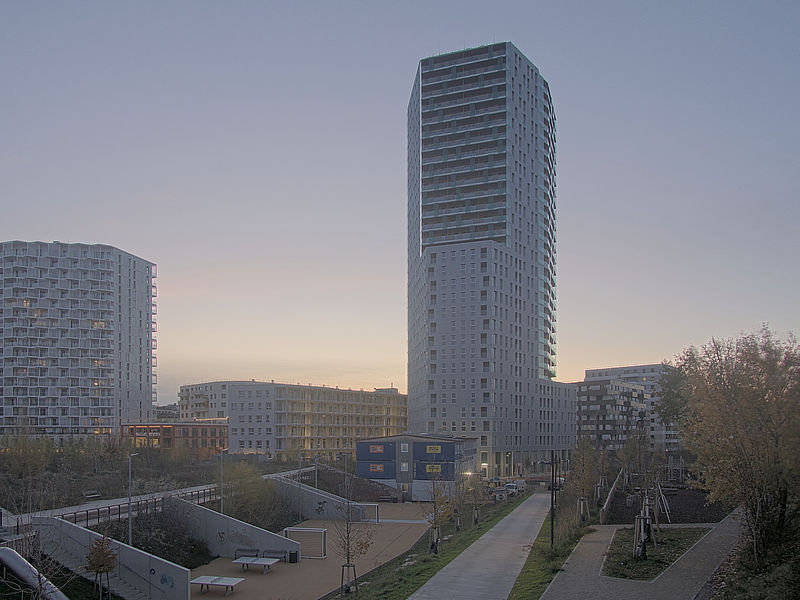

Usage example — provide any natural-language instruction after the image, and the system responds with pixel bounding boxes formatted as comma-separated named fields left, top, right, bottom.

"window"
left=400, top=443, right=408, bottom=453
left=401, top=462, right=409, bottom=472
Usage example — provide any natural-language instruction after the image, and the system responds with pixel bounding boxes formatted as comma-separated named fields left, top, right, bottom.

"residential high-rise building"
left=0, top=241, right=157, bottom=441
left=407, top=43, right=574, bottom=479
left=584, top=364, right=681, bottom=452
left=178, top=380, right=407, bottom=461
left=576, top=378, right=648, bottom=453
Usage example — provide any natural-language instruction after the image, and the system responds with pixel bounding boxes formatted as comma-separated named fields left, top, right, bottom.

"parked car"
left=504, top=482, right=519, bottom=496
left=513, top=479, right=527, bottom=492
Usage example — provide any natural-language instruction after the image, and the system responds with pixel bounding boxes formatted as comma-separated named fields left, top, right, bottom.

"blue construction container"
left=412, top=441, right=455, bottom=461
left=413, top=461, right=455, bottom=480
left=356, top=441, right=396, bottom=461
left=356, top=461, right=396, bottom=479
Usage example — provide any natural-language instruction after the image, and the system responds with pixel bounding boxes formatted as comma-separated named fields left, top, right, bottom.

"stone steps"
left=52, top=549, right=147, bottom=600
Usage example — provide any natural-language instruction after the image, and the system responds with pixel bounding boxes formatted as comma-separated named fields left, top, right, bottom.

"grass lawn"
left=328, top=493, right=531, bottom=600
left=602, top=526, right=710, bottom=580
left=507, top=516, right=594, bottom=600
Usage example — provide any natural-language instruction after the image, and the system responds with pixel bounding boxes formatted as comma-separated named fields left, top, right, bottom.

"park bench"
left=234, top=548, right=259, bottom=560
left=83, top=490, right=101, bottom=500
left=190, top=576, right=244, bottom=596
left=261, top=549, right=289, bottom=562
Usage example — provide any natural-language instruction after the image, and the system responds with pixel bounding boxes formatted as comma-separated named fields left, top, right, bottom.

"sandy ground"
left=190, top=503, right=431, bottom=600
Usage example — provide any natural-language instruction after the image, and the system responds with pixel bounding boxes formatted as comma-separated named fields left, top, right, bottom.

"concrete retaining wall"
left=163, top=497, right=299, bottom=560
left=32, top=516, right=190, bottom=600
left=272, top=477, right=365, bottom=522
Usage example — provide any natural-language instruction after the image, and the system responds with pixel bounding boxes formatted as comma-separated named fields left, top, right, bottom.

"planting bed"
left=605, top=487, right=729, bottom=524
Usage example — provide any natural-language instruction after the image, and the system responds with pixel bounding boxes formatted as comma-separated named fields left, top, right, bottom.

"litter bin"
left=289, top=550, right=299, bottom=563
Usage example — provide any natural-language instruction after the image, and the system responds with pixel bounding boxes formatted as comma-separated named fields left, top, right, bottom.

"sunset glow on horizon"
left=2, top=2, right=797, bottom=402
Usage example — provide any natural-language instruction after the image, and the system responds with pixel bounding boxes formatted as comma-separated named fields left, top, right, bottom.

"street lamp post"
left=219, top=448, right=229, bottom=515
left=539, top=451, right=557, bottom=549
left=127, top=453, right=139, bottom=546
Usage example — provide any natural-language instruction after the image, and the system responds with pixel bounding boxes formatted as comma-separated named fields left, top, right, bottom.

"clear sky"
left=2, top=1, right=798, bottom=402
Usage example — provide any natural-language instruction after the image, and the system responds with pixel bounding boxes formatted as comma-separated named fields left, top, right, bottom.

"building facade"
left=356, top=434, right=477, bottom=501
left=178, top=381, right=407, bottom=461
left=576, top=378, right=648, bottom=453
left=0, top=241, right=156, bottom=441
left=407, top=42, right=574, bottom=478
left=121, top=421, right=227, bottom=460
left=584, top=364, right=680, bottom=452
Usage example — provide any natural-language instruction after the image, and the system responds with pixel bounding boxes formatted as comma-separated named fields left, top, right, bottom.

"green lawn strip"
left=602, top=526, right=710, bottom=580
left=507, top=515, right=593, bottom=600
left=329, top=494, right=531, bottom=600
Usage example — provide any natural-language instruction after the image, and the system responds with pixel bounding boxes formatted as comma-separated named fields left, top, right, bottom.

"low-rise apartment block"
left=179, top=380, right=407, bottom=461
left=121, top=420, right=227, bottom=460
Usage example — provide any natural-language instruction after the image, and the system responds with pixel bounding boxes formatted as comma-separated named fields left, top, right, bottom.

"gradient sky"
left=2, top=1, right=798, bottom=402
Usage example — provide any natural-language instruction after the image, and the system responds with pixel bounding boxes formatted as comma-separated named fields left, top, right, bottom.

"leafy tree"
left=222, top=462, right=296, bottom=532
left=655, top=362, right=690, bottom=430
left=86, top=534, right=117, bottom=599
left=664, top=328, right=800, bottom=563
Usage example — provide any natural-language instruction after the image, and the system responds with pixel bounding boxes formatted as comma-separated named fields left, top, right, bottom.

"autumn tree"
left=221, top=462, right=295, bottom=531
left=663, top=328, right=800, bottom=563
left=570, top=437, right=598, bottom=499
left=87, top=534, right=117, bottom=599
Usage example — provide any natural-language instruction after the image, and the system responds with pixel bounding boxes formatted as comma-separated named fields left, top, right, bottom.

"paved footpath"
left=540, top=511, right=743, bottom=600
left=408, top=492, right=550, bottom=600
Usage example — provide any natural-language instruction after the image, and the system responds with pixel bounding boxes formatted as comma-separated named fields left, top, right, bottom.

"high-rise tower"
left=0, top=241, right=157, bottom=441
left=407, top=43, right=574, bottom=478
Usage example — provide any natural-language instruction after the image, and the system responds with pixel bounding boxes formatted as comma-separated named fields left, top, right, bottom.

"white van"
left=513, top=479, right=527, bottom=492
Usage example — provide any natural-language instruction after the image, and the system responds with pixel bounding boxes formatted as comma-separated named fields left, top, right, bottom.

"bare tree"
left=425, top=468, right=453, bottom=554
left=331, top=469, right=374, bottom=598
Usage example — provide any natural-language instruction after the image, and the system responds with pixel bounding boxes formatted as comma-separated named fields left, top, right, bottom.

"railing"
left=59, top=485, right=219, bottom=528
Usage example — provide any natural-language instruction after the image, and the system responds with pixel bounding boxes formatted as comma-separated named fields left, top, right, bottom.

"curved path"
left=540, top=512, right=743, bottom=600
left=408, top=493, right=550, bottom=600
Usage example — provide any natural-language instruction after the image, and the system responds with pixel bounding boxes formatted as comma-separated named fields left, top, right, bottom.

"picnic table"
left=190, top=576, right=245, bottom=596
left=232, top=556, right=280, bottom=574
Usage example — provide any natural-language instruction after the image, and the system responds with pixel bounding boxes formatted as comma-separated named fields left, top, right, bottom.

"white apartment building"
left=178, top=380, right=407, bottom=461
left=407, top=42, right=575, bottom=478
left=584, top=364, right=680, bottom=452
left=0, top=241, right=156, bottom=441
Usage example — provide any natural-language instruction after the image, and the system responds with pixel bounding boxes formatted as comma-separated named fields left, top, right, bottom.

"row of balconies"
left=422, top=97, right=507, bottom=126
left=423, top=110, right=506, bottom=139
left=421, top=57, right=506, bottom=85
left=422, top=85, right=506, bottom=114
left=422, top=141, right=505, bottom=167
left=422, top=170, right=506, bottom=194
left=421, top=126, right=506, bottom=152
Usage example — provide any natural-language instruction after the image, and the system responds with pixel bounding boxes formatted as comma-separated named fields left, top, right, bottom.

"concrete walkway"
left=540, top=511, right=743, bottom=600
left=408, top=492, right=550, bottom=600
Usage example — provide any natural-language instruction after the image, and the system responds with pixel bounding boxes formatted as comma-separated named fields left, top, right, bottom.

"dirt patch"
left=606, top=488, right=730, bottom=524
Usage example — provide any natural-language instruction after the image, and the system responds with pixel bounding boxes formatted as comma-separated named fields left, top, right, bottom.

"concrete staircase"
left=50, top=548, right=147, bottom=600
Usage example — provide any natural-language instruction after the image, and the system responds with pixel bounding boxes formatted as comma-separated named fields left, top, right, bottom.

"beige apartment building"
left=179, top=380, right=407, bottom=461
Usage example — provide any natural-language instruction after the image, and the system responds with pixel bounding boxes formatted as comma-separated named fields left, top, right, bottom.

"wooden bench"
left=190, top=576, right=245, bottom=596
left=234, top=548, right=259, bottom=560
left=232, top=556, right=280, bottom=574
left=83, top=490, right=101, bottom=500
